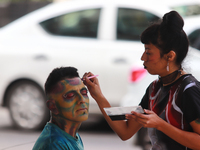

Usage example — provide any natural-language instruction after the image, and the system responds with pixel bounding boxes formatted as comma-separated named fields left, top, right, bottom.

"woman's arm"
left=127, top=110, right=200, bottom=149
left=95, top=95, right=142, bottom=140
left=159, top=118, right=200, bottom=150
left=82, top=72, right=142, bottom=140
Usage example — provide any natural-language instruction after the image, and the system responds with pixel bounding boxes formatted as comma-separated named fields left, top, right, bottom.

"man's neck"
left=51, top=115, right=81, bottom=138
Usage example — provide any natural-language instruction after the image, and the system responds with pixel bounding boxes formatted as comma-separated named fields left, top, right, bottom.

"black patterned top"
left=140, top=74, right=200, bottom=150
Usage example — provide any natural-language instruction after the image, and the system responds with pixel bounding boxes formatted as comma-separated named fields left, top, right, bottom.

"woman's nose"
left=141, top=52, right=146, bottom=61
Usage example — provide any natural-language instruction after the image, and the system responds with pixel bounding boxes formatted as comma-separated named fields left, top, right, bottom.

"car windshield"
left=171, top=4, right=200, bottom=17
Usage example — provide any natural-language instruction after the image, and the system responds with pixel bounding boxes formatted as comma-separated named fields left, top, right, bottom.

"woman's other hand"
left=126, top=109, right=163, bottom=129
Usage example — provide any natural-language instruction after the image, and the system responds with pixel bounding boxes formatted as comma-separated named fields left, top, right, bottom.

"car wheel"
left=6, top=80, right=49, bottom=130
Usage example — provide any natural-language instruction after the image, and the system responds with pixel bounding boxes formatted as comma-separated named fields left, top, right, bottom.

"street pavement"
left=0, top=107, right=142, bottom=150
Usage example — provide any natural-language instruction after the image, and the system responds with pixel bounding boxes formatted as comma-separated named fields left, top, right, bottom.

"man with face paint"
left=33, top=67, right=89, bottom=150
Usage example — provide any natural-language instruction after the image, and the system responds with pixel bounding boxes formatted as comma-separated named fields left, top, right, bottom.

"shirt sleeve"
left=139, top=86, right=150, bottom=110
left=182, top=85, right=200, bottom=123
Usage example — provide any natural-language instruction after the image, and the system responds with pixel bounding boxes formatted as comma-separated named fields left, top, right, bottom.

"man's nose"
left=78, top=95, right=86, bottom=104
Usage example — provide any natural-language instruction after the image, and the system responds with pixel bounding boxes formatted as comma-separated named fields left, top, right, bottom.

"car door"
left=36, top=7, right=122, bottom=113
left=98, top=6, right=161, bottom=106
left=35, top=5, right=162, bottom=110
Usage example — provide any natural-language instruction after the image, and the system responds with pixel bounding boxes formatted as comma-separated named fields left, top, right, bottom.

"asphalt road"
left=0, top=107, right=142, bottom=150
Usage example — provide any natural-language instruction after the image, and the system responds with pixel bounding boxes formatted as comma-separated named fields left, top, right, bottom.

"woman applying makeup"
left=83, top=11, right=200, bottom=150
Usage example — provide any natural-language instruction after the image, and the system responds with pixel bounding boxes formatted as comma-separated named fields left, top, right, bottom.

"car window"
left=171, top=4, right=200, bottom=17
left=117, top=8, right=160, bottom=41
left=188, top=29, right=200, bottom=50
left=40, top=8, right=101, bottom=38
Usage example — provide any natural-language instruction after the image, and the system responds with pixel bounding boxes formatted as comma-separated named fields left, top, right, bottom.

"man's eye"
left=64, top=93, right=75, bottom=99
left=81, top=90, right=88, bottom=96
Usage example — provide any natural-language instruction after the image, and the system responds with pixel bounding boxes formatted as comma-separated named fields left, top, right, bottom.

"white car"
left=1, top=0, right=200, bottom=149
left=0, top=0, right=170, bottom=131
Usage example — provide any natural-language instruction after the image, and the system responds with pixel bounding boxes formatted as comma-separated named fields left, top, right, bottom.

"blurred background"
left=0, top=0, right=52, bottom=28
left=0, top=0, right=200, bottom=149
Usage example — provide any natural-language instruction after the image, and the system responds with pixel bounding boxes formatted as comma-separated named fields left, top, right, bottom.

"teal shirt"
left=32, top=123, right=84, bottom=150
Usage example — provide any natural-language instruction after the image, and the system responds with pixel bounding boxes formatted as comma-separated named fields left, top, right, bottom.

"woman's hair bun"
left=161, top=11, right=184, bottom=33
left=140, top=10, right=189, bottom=66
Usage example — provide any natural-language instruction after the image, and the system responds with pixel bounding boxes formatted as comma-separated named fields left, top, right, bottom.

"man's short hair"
left=44, top=66, right=79, bottom=95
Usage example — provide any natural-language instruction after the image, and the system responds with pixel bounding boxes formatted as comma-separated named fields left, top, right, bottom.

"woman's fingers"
left=82, top=72, right=95, bottom=85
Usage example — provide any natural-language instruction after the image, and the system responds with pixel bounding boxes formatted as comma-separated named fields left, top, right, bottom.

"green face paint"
left=51, top=77, right=89, bottom=122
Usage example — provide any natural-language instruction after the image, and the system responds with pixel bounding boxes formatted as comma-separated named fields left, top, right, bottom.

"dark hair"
left=141, top=11, right=189, bottom=66
left=44, top=66, right=79, bottom=95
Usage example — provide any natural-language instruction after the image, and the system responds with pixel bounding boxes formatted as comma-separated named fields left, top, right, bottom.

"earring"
left=166, top=61, right=169, bottom=71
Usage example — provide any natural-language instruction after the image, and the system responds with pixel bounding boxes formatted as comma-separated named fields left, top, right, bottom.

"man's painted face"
left=50, top=77, right=89, bottom=122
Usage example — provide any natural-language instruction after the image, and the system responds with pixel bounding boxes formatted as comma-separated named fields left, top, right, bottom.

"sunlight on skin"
left=47, top=77, right=89, bottom=137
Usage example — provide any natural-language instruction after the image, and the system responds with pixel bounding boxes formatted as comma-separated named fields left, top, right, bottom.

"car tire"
left=6, top=80, right=49, bottom=130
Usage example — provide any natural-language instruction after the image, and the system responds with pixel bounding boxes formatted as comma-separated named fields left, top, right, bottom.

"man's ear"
left=46, top=100, right=59, bottom=115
